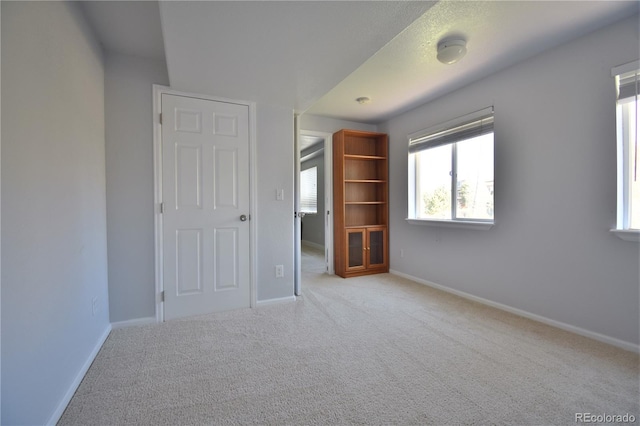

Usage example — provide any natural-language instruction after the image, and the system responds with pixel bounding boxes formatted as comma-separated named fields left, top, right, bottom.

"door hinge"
left=160, top=291, right=165, bottom=302
left=159, top=113, right=163, bottom=125
left=160, top=202, right=164, bottom=214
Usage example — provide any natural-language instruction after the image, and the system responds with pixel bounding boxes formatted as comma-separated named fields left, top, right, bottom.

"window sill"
left=610, top=229, right=640, bottom=242
left=405, top=218, right=494, bottom=230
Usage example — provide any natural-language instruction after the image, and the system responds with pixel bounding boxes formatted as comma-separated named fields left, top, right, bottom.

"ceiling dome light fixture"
left=355, top=96, right=372, bottom=105
left=437, top=38, right=467, bottom=65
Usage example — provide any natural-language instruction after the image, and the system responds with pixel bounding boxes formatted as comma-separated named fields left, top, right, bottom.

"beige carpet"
left=59, top=246, right=639, bottom=425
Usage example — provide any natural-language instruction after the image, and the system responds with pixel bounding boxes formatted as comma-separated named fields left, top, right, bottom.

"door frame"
left=152, top=85, right=258, bottom=322
left=294, top=127, right=334, bottom=295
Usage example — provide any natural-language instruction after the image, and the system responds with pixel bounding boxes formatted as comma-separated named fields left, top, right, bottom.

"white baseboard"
left=111, top=316, right=157, bottom=329
left=301, top=240, right=324, bottom=251
left=47, top=324, right=112, bottom=426
left=256, top=295, right=296, bottom=307
left=389, top=269, right=639, bottom=354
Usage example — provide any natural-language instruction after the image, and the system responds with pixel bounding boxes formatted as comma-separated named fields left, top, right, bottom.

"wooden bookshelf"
left=333, top=129, right=389, bottom=278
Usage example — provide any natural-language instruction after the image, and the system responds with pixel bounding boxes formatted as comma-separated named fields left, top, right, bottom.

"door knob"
left=240, top=214, right=247, bottom=221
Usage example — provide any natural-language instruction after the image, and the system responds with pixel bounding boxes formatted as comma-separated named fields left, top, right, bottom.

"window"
left=613, top=60, right=639, bottom=240
left=300, top=166, right=318, bottom=214
left=407, top=107, right=494, bottom=228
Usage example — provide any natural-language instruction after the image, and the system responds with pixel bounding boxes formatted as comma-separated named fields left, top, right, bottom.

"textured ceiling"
left=159, top=1, right=434, bottom=112
left=305, top=0, right=640, bottom=123
left=80, top=1, right=639, bottom=124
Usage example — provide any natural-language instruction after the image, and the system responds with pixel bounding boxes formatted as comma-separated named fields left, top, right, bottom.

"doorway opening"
left=294, top=128, right=333, bottom=295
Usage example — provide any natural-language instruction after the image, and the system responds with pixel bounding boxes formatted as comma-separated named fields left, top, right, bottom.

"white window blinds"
left=615, top=61, right=640, bottom=102
left=300, top=166, right=317, bottom=214
left=409, top=107, right=494, bottom=153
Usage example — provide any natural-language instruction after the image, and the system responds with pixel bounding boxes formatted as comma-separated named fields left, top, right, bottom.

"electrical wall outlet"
left=400, top=249, right=405, bottom=258
left=92, top=297, right=98, bottom=316
left=275, top=265, right=284, bottom=278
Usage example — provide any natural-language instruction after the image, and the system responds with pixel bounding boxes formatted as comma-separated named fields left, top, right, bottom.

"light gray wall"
left=105, top=52, right=169, bottom=323
left=379, top=15, right=640, bottom=346
left=299, top=114, right=376, bottom=134
left=104, top=82, right=293, bottom=310
left=301, top=152, right=325, bottom=247
left=1, top=2, right=110, bottom=424
left=256, top=103, right=295, bottom=301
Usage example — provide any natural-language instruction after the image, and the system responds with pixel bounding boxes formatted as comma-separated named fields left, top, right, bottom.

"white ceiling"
left=81, top=1, right=639, bottom=124
left=158, top=1, right=434, bottom=113
left=306, top=0, right=640, bottom=123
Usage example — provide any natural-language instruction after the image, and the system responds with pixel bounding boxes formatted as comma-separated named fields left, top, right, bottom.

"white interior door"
left=162, top=93, right=250, bottom=320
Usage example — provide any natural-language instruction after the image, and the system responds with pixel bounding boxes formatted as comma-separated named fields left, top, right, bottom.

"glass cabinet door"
left=346, top=229, right=365, bottom=270
left=367, top=228, right=386, bottom=268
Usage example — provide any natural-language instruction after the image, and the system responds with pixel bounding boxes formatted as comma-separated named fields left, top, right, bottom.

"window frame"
left=611, top=60, right=640, bottom=242
left=406, top=107, right=495, bottom=230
